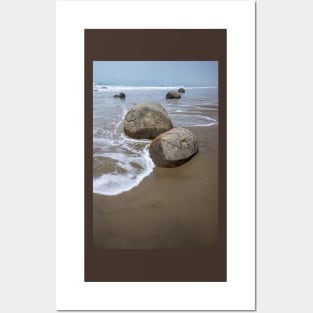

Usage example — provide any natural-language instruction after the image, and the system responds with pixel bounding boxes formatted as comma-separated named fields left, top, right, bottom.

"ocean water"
left=93, top=84, right=218, bottom=196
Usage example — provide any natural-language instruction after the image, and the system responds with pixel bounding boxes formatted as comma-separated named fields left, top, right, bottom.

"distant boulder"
left=124, top=102, right=173, bottom=139
left=149, top=127, right=198, bottom=167
left=178, top=88, right=185, bottom=93
left=113, top=92, right=126, bottom=99
left=166, top=90, right=181, bottom=99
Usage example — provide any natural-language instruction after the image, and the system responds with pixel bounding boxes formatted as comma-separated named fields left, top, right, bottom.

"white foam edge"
left=93, top=85, right=217, bottom=91
left=93, top=146, right=155, bottom=196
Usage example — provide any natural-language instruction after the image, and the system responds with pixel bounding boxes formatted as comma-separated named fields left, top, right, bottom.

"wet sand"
left=93, top=124, right=218, bottom=249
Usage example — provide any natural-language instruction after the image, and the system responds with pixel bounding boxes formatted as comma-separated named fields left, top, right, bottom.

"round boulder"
left=178, top=88, right=185, bottom=93
left=149, top=127, right=198, bottom=167
left=166, top=90, right=181, bottom=99
left=113, top=92, right=126, bottom=99
left=124, top=102, right=173, bottom=139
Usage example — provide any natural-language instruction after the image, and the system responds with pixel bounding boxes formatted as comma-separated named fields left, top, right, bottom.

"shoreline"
left=93, top=124, right=218, bottom=249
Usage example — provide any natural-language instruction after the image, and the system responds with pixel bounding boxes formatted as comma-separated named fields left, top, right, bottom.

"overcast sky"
left=93, top=61, right=218, bottom=87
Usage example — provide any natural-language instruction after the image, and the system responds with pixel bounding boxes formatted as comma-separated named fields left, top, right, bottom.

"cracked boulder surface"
left=149, top=127, right=198, bottom=167
left=123, top=102, right=173, bottom=139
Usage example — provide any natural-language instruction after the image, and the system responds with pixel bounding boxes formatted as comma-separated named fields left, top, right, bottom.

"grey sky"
left=93, top=61, right=218, bottom=87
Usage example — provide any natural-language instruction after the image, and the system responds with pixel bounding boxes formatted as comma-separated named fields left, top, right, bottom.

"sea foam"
left=93, top=146, right=154, bottom=196
left=170, top=114, right=217, bottom=127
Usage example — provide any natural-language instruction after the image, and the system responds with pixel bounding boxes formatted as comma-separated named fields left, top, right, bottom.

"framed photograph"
left=85, top=30, right=226, bottom=282
left=57, top=0, right=255, bottom=310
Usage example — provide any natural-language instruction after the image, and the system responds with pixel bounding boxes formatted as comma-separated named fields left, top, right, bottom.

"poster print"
left=85, top=30, right=227, bottom=282
left=57, top=1, right=255, bottom=310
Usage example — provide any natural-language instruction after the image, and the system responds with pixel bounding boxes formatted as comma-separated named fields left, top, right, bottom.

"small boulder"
left=124, top=102, right=173, bottom=139
left=166, top=90, right=181, bottom=99
left=149, top=127, right=198, bottom=167
left=178, top=88, right=185, bottom=93
left=113, top=92, right=126, bottom=99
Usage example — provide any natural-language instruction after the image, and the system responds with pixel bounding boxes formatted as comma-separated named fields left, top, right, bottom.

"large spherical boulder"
left=166, top=90, right=181, bottom=99
left=178, top=88, right=185, bottom=93
left=124, top=102, right=173, bottom=139
left=149, top=127, right=198, bottom=167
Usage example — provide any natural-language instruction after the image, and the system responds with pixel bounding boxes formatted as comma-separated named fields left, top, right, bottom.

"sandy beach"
left=93, top=123, right=218, bottom=249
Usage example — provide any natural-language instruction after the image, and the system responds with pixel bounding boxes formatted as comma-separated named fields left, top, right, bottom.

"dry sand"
left=93, top=124, right=218, bottom=249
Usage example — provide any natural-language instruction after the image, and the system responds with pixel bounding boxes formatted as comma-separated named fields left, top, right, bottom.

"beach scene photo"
left=93, top=61, right=219, bottom=249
